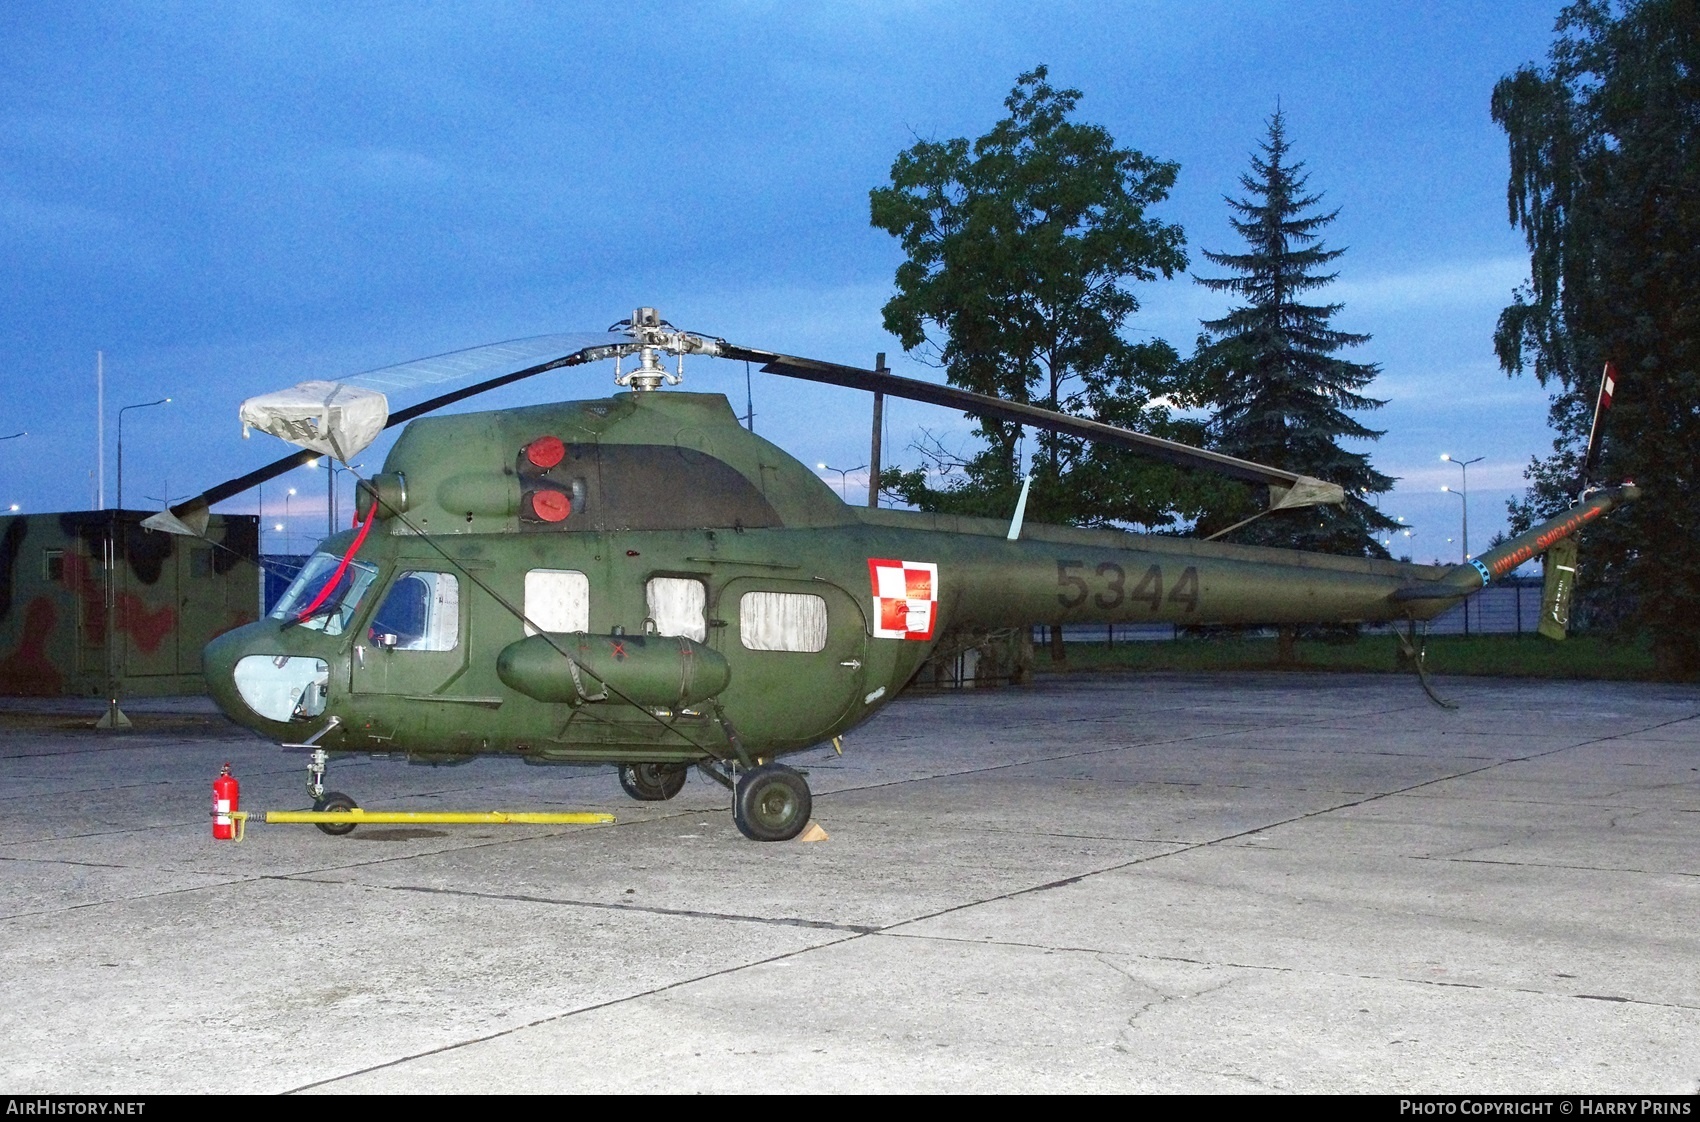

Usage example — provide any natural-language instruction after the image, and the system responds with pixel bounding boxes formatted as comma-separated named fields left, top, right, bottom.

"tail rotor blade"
left=1580, top=362, right=1618, bottom=489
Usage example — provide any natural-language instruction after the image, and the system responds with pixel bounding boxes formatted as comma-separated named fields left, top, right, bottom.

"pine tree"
left=1189, top=111, right=1396, bottom=556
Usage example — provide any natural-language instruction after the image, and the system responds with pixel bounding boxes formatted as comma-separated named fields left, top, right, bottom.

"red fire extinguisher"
left=213, top=763, right=239, bottom=841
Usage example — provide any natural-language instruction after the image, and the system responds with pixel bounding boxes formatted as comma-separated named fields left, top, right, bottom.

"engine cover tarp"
left=238, top=381, right=389, bottom=460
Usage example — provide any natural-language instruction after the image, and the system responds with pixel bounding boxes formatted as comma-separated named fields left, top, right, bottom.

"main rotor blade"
left=725, top=345, right=1344, bottom=502
left=147, top=347, right=602, bottom=533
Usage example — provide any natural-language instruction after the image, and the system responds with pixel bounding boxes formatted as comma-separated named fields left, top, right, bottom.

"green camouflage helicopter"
left=147, top=310, right=1635, bottom=841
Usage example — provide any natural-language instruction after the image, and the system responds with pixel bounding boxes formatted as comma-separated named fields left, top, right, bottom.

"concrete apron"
left=0, top=673, right=1696, bottom=1093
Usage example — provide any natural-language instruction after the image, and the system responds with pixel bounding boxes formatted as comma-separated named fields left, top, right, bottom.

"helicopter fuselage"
left=203, top=390, right=1476, bottom=768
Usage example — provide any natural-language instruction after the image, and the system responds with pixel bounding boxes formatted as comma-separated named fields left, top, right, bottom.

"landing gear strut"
left=619, top=762, right=689, bottom=801
left=305, top=748, right=360, bottom=836
left=732, top=764, right=812, bottom=842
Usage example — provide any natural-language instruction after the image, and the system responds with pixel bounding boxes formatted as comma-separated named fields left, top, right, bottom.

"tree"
left=869, top=66, right=1214, bottom=530
left=1188, top=110, right=1396, bottom=558
left=1492, top=0, right=1700, bottom=677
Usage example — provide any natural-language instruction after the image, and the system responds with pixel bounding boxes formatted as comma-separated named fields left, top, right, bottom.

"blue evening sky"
left=1, top=2, right=1568, bottom=563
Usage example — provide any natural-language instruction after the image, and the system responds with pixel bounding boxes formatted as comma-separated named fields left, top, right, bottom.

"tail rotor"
left=1539, top=362, right=1621, bottom=641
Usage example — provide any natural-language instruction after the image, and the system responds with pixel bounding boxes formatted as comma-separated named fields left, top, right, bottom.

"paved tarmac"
left=0, top=672, right=1697, bottom=1094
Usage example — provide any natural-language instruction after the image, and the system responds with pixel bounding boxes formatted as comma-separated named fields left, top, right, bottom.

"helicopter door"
left=714, top=577, right=868, bottom=747
left=350, top=570, right=469, bottom=697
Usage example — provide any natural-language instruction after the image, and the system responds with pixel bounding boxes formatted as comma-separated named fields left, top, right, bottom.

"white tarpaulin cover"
left=238, top=380, right=389, bottom=461
left=524, top=569, right=590, bottom=636
left=647, top=577, right=708, bottom=641
left=1268, top=476, right=1346, bottom=511
left=739, top=591, right=828, bottom=652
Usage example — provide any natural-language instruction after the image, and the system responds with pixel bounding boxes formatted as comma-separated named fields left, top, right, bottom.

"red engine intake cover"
left=526, top=489, right=571, bottom=522
left=525, top=435, right=566, bottom=469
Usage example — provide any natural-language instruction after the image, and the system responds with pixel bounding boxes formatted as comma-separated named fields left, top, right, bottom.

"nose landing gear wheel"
left=732, top=764, right=811, bottom=842
left=313, top=791, right=359, bottom=836
left=619, top=762, right=689, bottom=802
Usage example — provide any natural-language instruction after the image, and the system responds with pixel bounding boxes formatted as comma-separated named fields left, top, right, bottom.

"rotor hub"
left=610, top=306, right=723, bottom=391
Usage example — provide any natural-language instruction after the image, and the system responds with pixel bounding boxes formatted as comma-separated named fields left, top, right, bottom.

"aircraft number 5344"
left=1056, top=560, right=1200, bottom=613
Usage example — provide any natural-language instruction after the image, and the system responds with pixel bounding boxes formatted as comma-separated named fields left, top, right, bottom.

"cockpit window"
left=268, top=552, right=379, bottom=636
left=370, top=571, right=461, bottom=651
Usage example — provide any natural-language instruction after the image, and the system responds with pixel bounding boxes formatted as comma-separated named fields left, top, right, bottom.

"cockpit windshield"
left=268, top=552, right=380, bottom=635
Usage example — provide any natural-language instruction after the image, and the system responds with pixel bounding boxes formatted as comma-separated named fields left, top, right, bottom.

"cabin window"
left=43, top=549, right=63, bottom=582
left=370, top=571, right=460, bottom=652
left=646, top=577, right=706, bottom=641
left=269, top=551, right=380, bottom=636
left=739, top=591, right=828, bottom=653
left=525, top=569, right=589, bottom=635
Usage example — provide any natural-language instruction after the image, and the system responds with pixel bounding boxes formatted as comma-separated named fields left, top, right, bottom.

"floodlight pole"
left=1441, top=454, right=1483, bottom=638
left=817, top=462, right=865, bottom=502
left=117, top=398, right=170, bottom=513
left=99, top=397, right=169, bottom=732
left=327, top=462, right=362, bottom=534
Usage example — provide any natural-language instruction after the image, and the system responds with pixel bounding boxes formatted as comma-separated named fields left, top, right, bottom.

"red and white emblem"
left=868, top=558, right=938, bottom=641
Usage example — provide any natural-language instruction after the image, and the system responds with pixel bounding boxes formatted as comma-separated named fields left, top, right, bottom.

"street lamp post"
left=117, top=398, right=170, bottom=511
left=1, top=435, right=21, bottom=514
left=817, top=462, right=866, bottom=502
left=98, top=398, right=169, bottom=732
left=1439, top=454, right=1483, bottom=562
left=1441, top=453, right=1482, bottom=638
left=327, top=462, right=362, bottom=533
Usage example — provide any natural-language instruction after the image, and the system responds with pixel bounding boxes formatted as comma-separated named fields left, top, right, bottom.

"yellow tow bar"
left=266, top=810, right=615, bottom=826
left=224, top=809, right=613, bottom=842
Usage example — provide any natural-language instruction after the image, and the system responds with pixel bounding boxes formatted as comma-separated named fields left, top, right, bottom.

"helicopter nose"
left=203, top=622, right=332, bottom=727
left=202, top=626, right=253, bottom=722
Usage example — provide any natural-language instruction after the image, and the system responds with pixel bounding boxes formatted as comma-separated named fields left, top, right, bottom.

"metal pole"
left=117, top=399, right=170, bottom=512
left=96, top=352, right=104, bottom=510
left=868, top=353, right=885, bottom=509
left=94, top=513, right=129, bottom=731
left=1442, top=454, right=1483, bottom=638
left=817, top=462, right=865, bottom=502
left=1462, top=460, right=1470, bottom=638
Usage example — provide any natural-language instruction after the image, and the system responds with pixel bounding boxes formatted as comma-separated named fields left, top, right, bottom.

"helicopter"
left=145, top=309, right=1637, bottom=842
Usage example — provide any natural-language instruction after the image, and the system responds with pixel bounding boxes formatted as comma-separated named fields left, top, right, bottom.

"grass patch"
left=1037, top=633, right=1657, bottom=681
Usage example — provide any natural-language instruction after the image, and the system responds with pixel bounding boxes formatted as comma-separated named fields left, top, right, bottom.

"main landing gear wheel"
left=619, top=762, right=689, bottom=802
left=732, top=764, right=812, bottom=842
left=313, top=791, right=359, bottom=836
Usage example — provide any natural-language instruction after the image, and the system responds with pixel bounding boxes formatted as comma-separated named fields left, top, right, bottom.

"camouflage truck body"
left=0, top=511, right=259, bottom=697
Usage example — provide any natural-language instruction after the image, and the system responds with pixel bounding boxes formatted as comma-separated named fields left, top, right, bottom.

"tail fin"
left=1537, top=537, right=1579, bottom=640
